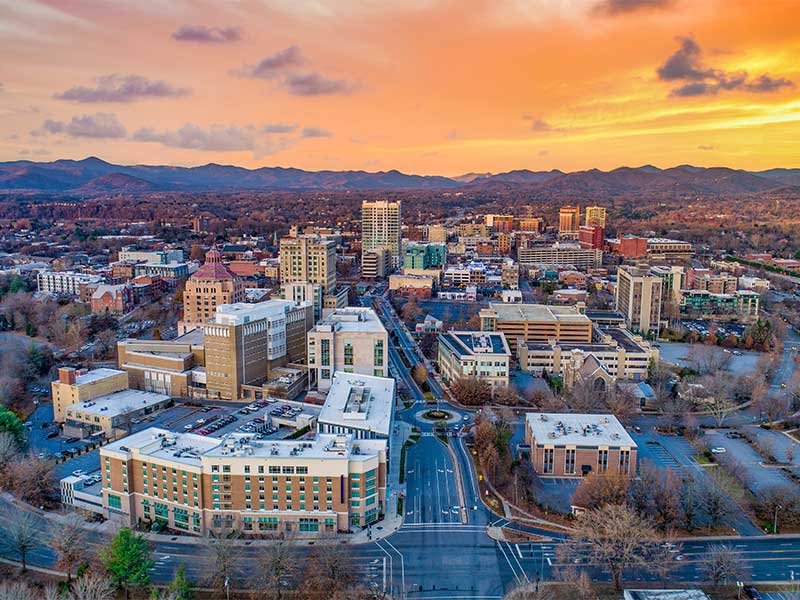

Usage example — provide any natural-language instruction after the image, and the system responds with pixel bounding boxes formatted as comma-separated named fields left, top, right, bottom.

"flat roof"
left=439, top=331, right=511, bottom=359
left=312, top=307, right=387, bottom=334
left=103, top=427, right=385, bottom=465
left=624, top=591, right=709, bottom=600
left=213, top=299, right=297, bottom=325
left=73, top=368, right=126, bottom=386
left=71, top=389, right=170, bottom=418
left=483, top=303, right=591, bottom=325
left=525, top=413, right=636, bottom=448
left=318, top=372, right=395, bottom=436
left=173, top=328, right=205, bottom=346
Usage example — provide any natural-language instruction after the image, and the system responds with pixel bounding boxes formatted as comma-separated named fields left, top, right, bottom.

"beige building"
left=307, top=307, right=389, bottom=390
left=517, top=244, right=602, bottom=270
left=616, top=265, right=662, bottom=335
left=100, top=428, right=387, bottom=535
left=281, top=281, right=323, bottom=322
left=559, top=206, right=581, bottom=235
left=427, top=224, right=448, bottom=243
left=517, top=327, right=657, bottom=386
left=525, top=413, right=637, bottom=478
left=479, top=303, right=593, bottom=353
left=362, top=200, right=402, bottom=270
left=203, top=300, right=313, bottom=401
left=63, top=389, right=171, bottom=438
left=438, top=331, right=511, bottom=389
left=180, top=248, right=245, bottom=334
left=117, top=336, right=205, bottom=398
left=52, top=367, right=129, bottom=422
left=584, top=206, right=607, bottom=228
left=279, top=235, right=337, bottom=295
left=362, top=248, right=392, bottom=280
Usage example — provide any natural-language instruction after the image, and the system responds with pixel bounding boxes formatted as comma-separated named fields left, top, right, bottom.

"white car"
left=711, top=447, right=727, bottom=454
left=72, top=469, right=85, bottom=477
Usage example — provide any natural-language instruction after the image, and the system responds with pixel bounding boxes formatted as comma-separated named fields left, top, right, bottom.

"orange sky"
left=1, top=0, right=799, bottom=175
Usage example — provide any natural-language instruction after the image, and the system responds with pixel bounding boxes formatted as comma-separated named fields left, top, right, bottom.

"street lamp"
left=774, top=504, right=783, bottom=534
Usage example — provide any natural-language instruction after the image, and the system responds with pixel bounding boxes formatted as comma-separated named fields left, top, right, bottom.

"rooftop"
left=624, top=591, right=709, bottom=600
left=70, top=389, right=170, bottom=418
left=102, top=427, right=386, bottom=466
left=483, top=303, right=591, bottom=324
left=439, top=331, right=511, bottom=359
left=318, top=372, right=395, bottom=436
left=72, top=368, right=126, bottom=387
left=526, top=413, right=636, bottom=448
left=212, top=299, right=298, bottom=326
left=312, top=307, right=387, bottom=334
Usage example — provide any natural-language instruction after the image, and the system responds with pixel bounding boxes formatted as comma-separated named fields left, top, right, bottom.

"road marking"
left=496, top=540, right=521, bottom=585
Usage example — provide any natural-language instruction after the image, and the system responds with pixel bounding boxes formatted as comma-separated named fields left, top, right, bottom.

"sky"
left=1, top=0, right=799, bottom=175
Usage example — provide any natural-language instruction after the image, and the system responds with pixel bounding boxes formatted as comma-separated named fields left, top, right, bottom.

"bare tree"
left=0, top=581, right=37, bottom=600
left=255, top=536, right=297, bottom=600
left=565, top=504, right=658, bottom=591
left=704, top=483, right=732, bottom=530
left=450, top=376, right=492, bottom=406
left=1, top=510, right=38, bottom=572
left=65, top=573, right=118, bottom=600
left=7, top=453, right=56, bottom=507
left=697, top=375, right=737, bottom=427
left=570, top=472, right=630, bottom=511
left=568, top=378, right=607, bottom=412
left=702, top=544, right=744, bottom=585
left=297, top=542, right=357, bottom=600
left=49, top=513, right=89, bottom=583
left=686, top=345, right=731, bottom=375
left=203, top=530, right=243, bottom=599
left=503, top=583, right=555, bottom=600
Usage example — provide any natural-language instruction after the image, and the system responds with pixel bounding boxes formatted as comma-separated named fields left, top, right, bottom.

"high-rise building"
left=279, top=235, right=337, bottom=295
left=615, top=265, right=663, bottom=335
left=584, top=206, right=607, bottom=228
left=180, top=248, right=245, bottom=335
left=485, top=214, right=514, bottom=233
left=307, top=307, right=389, bottom=390
left=403, top=243, right=447, bottom=270
left=203, top=300, right=313, bottom=400
left=558, top=206, right=581, bottom=236
left=361, top=200, right=402, bottom=270
left=650, top=265, right=685, bottom=316
left=362, top=248, right=392, bottom=280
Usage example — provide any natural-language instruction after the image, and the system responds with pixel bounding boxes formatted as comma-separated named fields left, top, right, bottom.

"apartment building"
left=479, top=303, right=593, bottom=353
left=118, top=248, right=184, bottom=264
left=317, top=372, right=395, bottom=440
left=584, top=206, right=607, bottom=228
left=517, top=327, right=657, bottom=384
left=426, top=224, right=448, bottom=243
left=558, top=206, right=581, bottom=236
left=100, top=428, right=387, bottom=535
left=646, top=238, right=694, bottom=261
left=362, top=200, right=402, bottom=270
left=51, top=367, right=129, bottom=422
left=403, top=243, right=447, bottom=270
left=578, top=225, right=604, bottom=250
left=517, top=244, right=602, bottom=270
left=438, top=331, right=511, bottom=389
left=526, top=413, right=636, bottom=478
left=203, top=300, right=313, bottom=401
left=649, top=265, right=685, bottom=309
left=307, top=307, right=389, bottom=390
left=180, top=248, right=245, bottom=335
left=37, top=270, right=103, bottom=296
left=279, top=235, right=337, bottom=294
left=691, top=272, right=738, bottom=294
left=615, top=265, right=662, bottom=335
left=680, top=289, right=760, bottom=322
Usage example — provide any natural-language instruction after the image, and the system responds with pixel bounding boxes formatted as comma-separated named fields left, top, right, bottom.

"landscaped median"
left=399, top=429, right=421, bottom=484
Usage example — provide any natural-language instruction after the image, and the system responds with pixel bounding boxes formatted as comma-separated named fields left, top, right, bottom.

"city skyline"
left=1, top=0, right=799, bottom=175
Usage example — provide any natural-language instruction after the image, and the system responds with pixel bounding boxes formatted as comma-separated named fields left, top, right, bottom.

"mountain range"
left=1, top=156, right=799, bottom=196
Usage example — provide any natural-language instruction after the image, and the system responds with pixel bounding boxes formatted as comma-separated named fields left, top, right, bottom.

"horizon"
left=1, top=1, right=799, bottom=176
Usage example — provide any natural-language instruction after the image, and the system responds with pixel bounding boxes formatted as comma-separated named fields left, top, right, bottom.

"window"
left=107, top=494, right=122, bottom=510
left=321, top=339, right=330, bottom=366
left=344, top=342, right=354, bottom=366
left=619, top=449, right=631, bottom=474
left=598, top=449, right=609, bottom=474
left=564, top=449, right=576, bottom=475
left=543, top=448, right=554, bottom=474
left=299, top=518, right=319, bottom=532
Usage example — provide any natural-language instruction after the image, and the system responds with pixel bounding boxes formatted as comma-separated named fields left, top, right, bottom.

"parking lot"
left=531, top=476, right=580, bottom=512
left=704, top=429, right=796, bottom=493
left=657, top=341, right=759, bottom=375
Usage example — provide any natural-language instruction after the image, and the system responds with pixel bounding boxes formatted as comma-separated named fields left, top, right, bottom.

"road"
left=6, top=292, right=800, bottom=596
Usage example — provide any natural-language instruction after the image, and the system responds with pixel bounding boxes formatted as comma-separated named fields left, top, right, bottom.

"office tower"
left=578, top=224, right=605, bottom=250
left=362, top=248, right=391, bottom=280
left=584, top=206, right=607, bottom=228
left=361, top=200, right=402, bottom=270
left=180, top=248, right=244, bottom=334
left=279, top=234, right=337, bottom=294
left=558, top=206, right=581, bottom=235
left=615, top=265, right=663, bottom=335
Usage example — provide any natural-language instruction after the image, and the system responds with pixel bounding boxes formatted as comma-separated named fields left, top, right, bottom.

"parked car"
left=711, top=447, right=727, bottom=454
left=65, top=437, right=79, bottom=443
left=46, top=430, right=59, bottom=439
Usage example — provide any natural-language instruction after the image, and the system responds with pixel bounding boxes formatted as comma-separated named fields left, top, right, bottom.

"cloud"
left=531, top=119, right=554, bottom=132
left=54, top=74, right=190, bottom=103
left=235, top=46, right=355, bottom=96
left=282, top=72, right=354, bottom=96
left=538, top=149, right=550, bottom=156
left=235, top=46, right=305, bottom=79
left=658, top=36, right=794, bottom=97
left=19, top=148, right=51, bottom=156
left=262, top=123, right=297, bottom=134
left=697, top=145, right=715, bottom=151
left=171, top=25, right=242, bottom=43
left=31, top=113, right=127, bottom=138
left=301, top=126, right=332, bottom=138
left=592, top=0, right=673, bottom=16
left=446, top=129, right=463, bottom=140
left=131, top=123, right=263, bottom=151
left=0, top=83, right=4, bottom=93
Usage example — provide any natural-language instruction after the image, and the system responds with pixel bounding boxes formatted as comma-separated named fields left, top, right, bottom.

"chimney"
left=58, top=367, right=76, bottom=385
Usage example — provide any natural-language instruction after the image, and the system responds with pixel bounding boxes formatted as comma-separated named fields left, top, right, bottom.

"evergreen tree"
left=100, top=527, right=154, bottom=598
